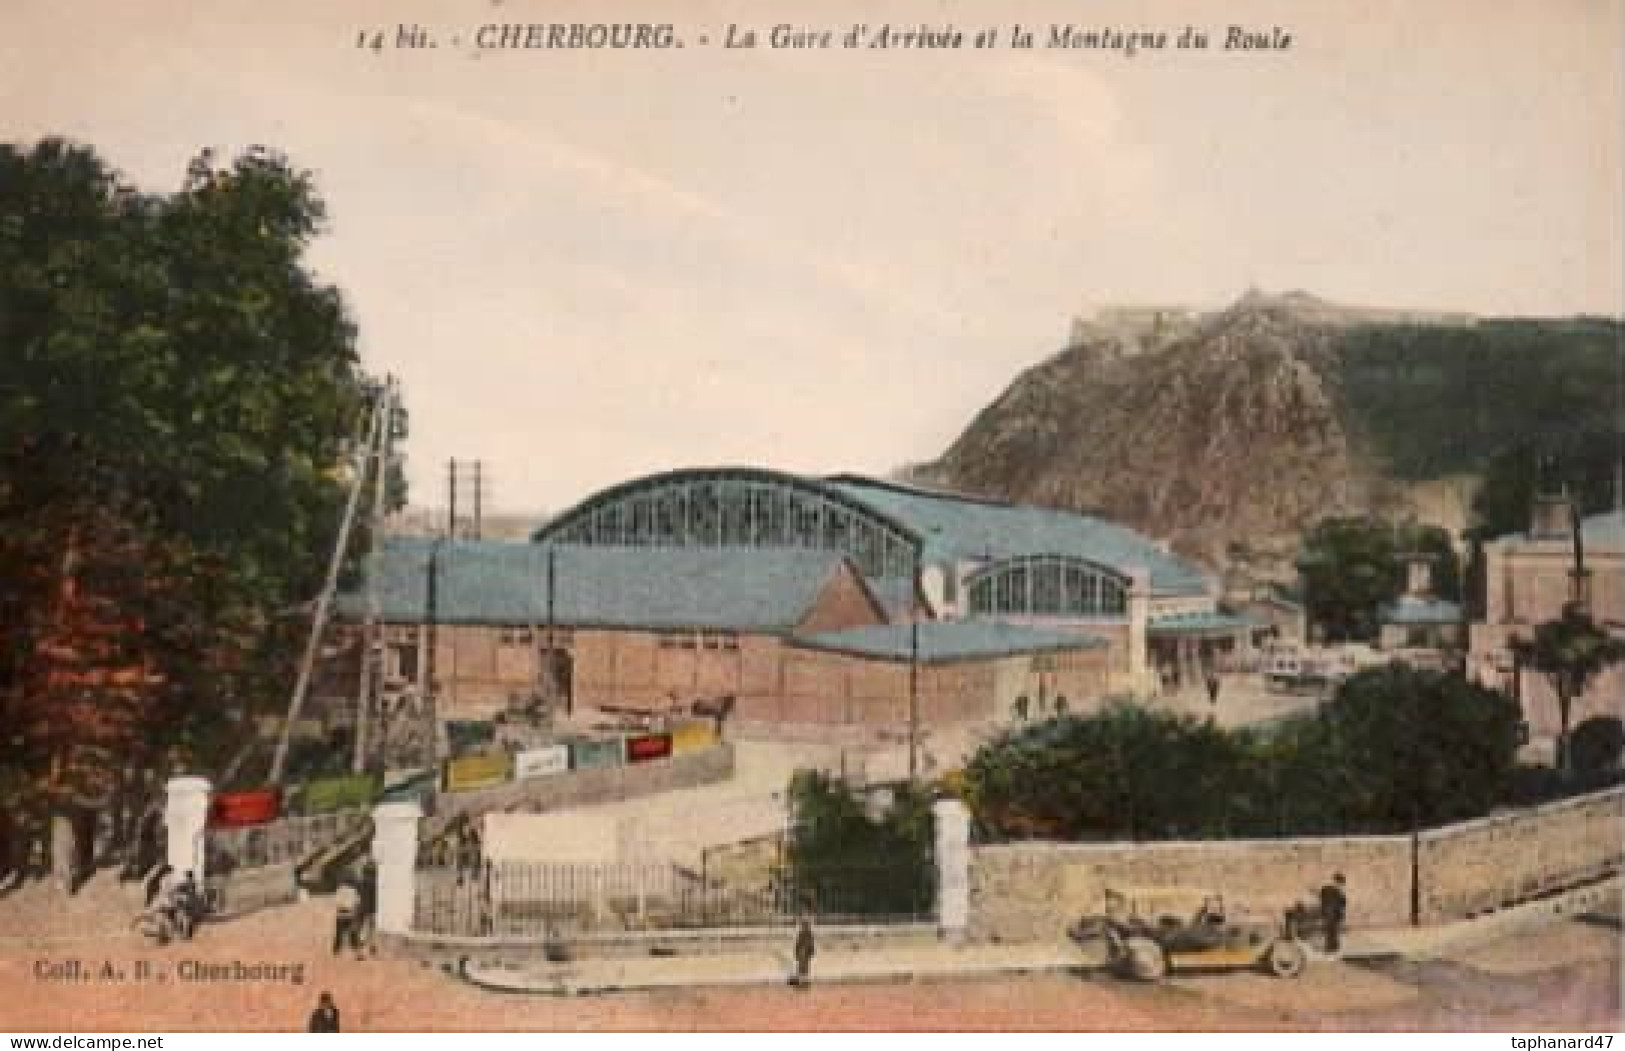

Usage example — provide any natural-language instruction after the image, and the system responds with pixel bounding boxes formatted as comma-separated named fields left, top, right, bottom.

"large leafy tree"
left=1512, top=606, right=1625, bottom=776
left=960, top=667, right=1522, bottom=841
left=785, top=771, right=934, bottom=916
left=0, top=139, right=389, bottom=863
left=1319, top=664, right=1523, bottom=830
left=959, top=702, right=1261, bottom=840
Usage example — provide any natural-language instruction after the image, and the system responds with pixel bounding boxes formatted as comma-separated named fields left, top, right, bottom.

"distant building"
left=1378, top=553, right=1464, bottom=655
left=1469, top=493, right=1625, bottom=737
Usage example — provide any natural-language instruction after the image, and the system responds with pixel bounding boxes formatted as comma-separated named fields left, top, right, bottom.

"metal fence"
left=205, top=809, right=371, bottom=873
left=413, top=857, right=936, bottom=938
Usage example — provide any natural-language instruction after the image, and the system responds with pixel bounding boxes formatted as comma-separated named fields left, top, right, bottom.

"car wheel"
left=1266, top=939, right=1306, bottom=978
left=1123, top=936, right=1167, bottom=981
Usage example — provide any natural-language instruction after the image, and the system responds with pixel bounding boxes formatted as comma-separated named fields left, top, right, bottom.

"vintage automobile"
left=1068, top=886, right=1308, bottom=980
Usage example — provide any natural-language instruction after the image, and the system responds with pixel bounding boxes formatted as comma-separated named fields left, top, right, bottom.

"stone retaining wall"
left=968, top=786, right=1625, bottom=942
left=971, top=835, right=1411, bottom=941
left=1419, top=787, right=1625, bottom=922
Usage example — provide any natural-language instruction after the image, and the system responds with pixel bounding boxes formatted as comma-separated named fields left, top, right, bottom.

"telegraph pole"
left=270, top=393, right=384, bottom=785
left=447, top=458, right=458, bottom=540
left=473, top=460, right=483, bottom=540
left=353, top=378, right=395, bottom=773
left=908, top=549, right=922, bottom=783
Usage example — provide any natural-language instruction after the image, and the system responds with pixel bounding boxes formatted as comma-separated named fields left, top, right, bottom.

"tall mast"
left=270, top=391, right=384, bottom=785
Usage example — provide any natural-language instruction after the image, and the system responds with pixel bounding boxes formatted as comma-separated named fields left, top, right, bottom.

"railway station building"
left=335, top=468, right=1245, bottom=737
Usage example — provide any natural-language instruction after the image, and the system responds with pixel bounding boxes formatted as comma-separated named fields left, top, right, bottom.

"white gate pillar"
left=164, top=776, right=211, bottom=881
left=933, top=798, right=971, bottom=943
left=372, top=800, right=422, bottom=935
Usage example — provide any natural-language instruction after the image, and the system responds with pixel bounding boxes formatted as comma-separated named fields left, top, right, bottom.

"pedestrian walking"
left=355, top=860, right=379, bottom=957
left=1205, top=672, right=1221, bottom=706
left=307, top=992, right=341, bottom=1032
left=332, top=880, right=361, bottom=956
left=1319, top=872, right=1348, bottom=954
left=792, top=918, right=815, bottom=987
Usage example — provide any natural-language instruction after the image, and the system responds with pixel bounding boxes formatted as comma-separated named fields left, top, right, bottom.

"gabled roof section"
left=789, top=620, right=1107, bottom=664
left=1490, top=508, right=1625, bottom=552
left=1379, top=595, right=1463, bottom=626
left=338, top=538, right=895, bottom=633
left=1147, top=610, right=1261, bottom=637
left=824, top=474, right=1212, bottom=596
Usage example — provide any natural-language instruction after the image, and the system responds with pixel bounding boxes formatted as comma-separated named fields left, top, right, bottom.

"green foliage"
left=1320, top=665, right=1522, bottom=828
left=961, top=702, right=1259, bottom=840
left=0, top=138, right=401, bottom=803
left=1569, top=717, right=1625, bottom=776
left=1334, top=320, right=1622, bottom=483
left=1512, top=607, right=1625, bottom=773
left=1298, top=517, right=1458, bottom=643
left=786, top=771, right=934, bottom=916
left=963, top=666, right=1524, bottom=841
left=1468, top=428, right=1619, bottom=544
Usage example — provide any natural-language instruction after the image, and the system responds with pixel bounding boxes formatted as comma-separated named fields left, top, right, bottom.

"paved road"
left=1, top=878, right=1617, bottom=1031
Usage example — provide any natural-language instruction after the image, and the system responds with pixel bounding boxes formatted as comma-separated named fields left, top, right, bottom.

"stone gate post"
left=372, top=800, right=422, bottom=935
left=164, top=776, right=211, bottom=881
left=933, top=798, right=970, bottom=943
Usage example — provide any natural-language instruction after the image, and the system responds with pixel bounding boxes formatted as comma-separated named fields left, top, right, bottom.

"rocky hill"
left=918, top=290, right=1619, bottom=578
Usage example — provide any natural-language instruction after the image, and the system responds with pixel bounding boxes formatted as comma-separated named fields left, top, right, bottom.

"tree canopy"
left=1297, top=516, right=1460, bottom=643
left=1, top=139, right=392, bottom=812
left=1512, top=606, right=1625, bottom=774
left=960, top=666, right=1524, bottom=842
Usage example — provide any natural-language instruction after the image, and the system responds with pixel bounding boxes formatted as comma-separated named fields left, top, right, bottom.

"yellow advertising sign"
left=670, top=719, right=717, bottom=754
left=442, top=753, right=512, bottom=793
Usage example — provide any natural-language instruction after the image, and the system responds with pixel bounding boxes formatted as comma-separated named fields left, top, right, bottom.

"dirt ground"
left=0, top=876, right=1618, bottom=1033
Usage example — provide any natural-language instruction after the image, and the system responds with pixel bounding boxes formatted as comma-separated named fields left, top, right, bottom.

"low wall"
left=1419, top=787, right=1625, bottom=922
left=432, top=743, right=735, bottom=822
left=969, top=786, right=1625, bottom=942
left=971, top=835, right=1411, bottom=942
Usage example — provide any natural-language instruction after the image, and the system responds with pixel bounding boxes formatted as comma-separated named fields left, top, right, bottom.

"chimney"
left=1403, top=554, right=1434, bottom=598
left=1529, top=492, right=1573, bottom=540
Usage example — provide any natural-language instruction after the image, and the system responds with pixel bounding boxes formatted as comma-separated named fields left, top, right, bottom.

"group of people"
left=140, top=864, right=206, bottom=938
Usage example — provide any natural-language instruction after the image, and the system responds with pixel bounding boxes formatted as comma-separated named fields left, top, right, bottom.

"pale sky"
left=5, top=0, right=1622, bottom=514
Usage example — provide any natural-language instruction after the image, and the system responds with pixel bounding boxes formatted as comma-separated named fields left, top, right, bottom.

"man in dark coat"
left=355, top=860, right=379, bottom=956
left=1319, top=873, right=1348, bottom=954
left=307, top=992, right=340, bottom=1032
left=792, top=919, right=815, bottom=987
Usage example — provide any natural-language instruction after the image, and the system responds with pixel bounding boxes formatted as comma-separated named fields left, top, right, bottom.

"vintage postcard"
left=1, top=0, right=1621, bottom=1036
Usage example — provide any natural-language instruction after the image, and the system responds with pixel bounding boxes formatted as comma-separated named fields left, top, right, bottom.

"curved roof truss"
left=965, top=554, right=1129, bottom=619
left=533, top=467, right=921, bottom=578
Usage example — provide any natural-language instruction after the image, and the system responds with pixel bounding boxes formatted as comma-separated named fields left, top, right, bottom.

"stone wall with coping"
left=967, top=786, right=1625, bottom=942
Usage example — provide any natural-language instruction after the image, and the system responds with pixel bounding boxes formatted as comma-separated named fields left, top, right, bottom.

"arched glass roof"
left=532, top=467, right=921, bottom=578
left=964, top=555, right=1130, bottom=619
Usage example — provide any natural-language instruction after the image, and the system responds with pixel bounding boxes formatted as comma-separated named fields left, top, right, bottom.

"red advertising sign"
left=624, top=733, right=673, bottom=763
left=210, top=789, right=281, bottom=828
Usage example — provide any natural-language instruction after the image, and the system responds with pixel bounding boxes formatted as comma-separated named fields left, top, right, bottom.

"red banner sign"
left=624, top=733, right=673, bottom=763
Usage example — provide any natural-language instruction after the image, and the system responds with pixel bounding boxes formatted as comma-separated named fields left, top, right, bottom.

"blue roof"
left=1147, top=610, right=1260, bottom=636
left=1494, top=508, right=1625, bottom=550
left=824, top=475, right=1211, bottom=597
left=1379, top=596, right=1463, bottom=626
left=790, top=620, right=1107, bottom=663
left=339, top=538, right=901, bottom=633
